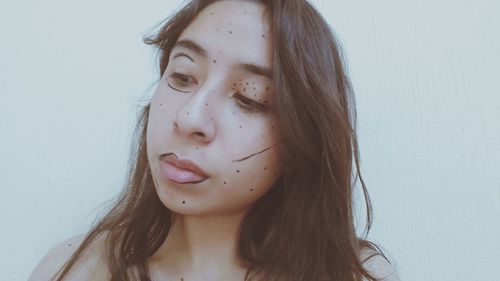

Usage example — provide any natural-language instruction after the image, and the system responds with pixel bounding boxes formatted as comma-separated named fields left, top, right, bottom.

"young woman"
left=29, top=0, right=399, bottom=280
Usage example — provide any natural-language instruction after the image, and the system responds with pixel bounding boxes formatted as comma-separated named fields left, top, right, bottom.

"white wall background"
left=1, top=0, right=499, bottom=280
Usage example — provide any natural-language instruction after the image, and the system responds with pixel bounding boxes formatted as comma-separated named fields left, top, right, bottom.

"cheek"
left=220, top=128, right=282, bottom=191
left=212, top=147, right=281, bottom=213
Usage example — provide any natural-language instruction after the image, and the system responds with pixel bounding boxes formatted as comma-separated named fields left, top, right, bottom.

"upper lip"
left=162, top=153, right=208, bottom=178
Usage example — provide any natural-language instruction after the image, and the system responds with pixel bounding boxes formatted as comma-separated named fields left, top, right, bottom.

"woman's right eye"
left=167, top=72, right=197, bottom=93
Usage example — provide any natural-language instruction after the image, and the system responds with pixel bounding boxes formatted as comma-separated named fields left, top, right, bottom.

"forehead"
left=175, top=0, right=272, bottom=69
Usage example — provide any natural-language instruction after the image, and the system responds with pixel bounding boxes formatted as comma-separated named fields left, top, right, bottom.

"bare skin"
left=145, top=1, right=278, bottom=280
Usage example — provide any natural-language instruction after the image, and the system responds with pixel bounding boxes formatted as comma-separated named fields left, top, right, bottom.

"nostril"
left=194, top=132, right=205, bottom=137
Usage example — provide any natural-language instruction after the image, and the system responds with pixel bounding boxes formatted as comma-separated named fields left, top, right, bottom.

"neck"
left=150, top=211, right=249, bottom=280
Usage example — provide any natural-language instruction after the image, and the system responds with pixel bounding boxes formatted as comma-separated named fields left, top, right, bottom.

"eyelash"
left=167, top=72, right=269, bottom=113
left=232, top=92, right=269, bottom=113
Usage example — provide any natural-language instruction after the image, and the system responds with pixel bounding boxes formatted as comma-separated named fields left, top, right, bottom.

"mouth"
left=159, top=153, right=208, bottom=184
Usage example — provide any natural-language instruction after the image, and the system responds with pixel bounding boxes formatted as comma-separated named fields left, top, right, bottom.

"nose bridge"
left=175, top=79, right=220, bottom=141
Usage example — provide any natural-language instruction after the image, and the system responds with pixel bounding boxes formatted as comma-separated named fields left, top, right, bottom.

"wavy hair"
left=52, top=0, right=387, bottom=280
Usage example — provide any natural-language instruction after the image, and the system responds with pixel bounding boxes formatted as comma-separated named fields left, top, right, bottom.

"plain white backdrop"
left=1, top=0, right=499, bottom=280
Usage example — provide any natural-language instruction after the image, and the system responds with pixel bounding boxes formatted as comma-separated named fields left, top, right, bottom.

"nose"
left=174, top=85, right=216, bottom=143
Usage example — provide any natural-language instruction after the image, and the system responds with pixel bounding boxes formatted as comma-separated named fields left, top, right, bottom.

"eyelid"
left=171, top=72, right=196, bottom=83
left=167, top=72, right=197, bottom=92
left=234, top=92, right=269, bottom=112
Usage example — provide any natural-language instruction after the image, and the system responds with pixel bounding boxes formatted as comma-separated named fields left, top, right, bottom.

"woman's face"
left=146, top=0, right=281, bottom=216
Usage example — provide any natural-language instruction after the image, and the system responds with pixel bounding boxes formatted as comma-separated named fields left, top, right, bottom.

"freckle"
left=68, top=243, right=72, bottom=247
left=233, top=83, right=236, bottom=86
left=160, top=103, right=162, bottom=106
left=246, top=82, right=249, bottom=85
left=213, top=59, right=216, bottom=63
left=239, top=125, right=242, bottom=128
left=210, top=12, right=214, bottom=15
left=210, top=117, right=213, bottom=120
left=253, top=87, right=256, bottom=90
left=205, top=103, right=208, bottom=106
left=250, top=188, right=253, bottom=191
left=195, top=147, right=199, bottom=150
left=264, top=101, right=268, bottom=104
left=253, top=94, right=256, bottom=97
left=216, top=28, right=219, bottom=31
left=243, top=88, right=246, bottom=91
left=182, top=200, right=186, bottom=204
left=224, top=181, right=227, bottom=184
left=252, top=81, right=255, bottom=84
left=262, top=34, right=266, bottom=38
left=236, top=170, right=240, bottom=173
left=233, top=112, right=235, bottom=114
left=229, top=30, right=232, bottom=34
left=264, top=167, right=268, bottom=170
left=266, top=87, right=269, bottom=91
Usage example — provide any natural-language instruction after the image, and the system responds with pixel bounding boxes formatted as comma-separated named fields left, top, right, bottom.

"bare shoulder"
left=28, top=232, right=110, bottom=281
left=360, top=248, right=400, bottom=281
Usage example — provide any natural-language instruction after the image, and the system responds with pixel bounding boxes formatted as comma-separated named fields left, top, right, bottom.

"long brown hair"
left=52, top=0, right=387, bottom=280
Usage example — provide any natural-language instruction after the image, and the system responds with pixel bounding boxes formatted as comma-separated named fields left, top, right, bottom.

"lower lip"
left=160, top=160, right=207, bottom=184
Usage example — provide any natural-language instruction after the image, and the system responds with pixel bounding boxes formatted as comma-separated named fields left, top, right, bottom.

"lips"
left=160, top=153, right=208, bottom=184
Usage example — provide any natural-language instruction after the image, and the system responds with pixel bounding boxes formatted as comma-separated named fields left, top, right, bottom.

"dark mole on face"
left=264, top=167, right=268, bottom=170
left=186, top=112, right=189, bottom=115
left=182, top=201, right=186, bottom=204
left=224, top=181, right=227, bottom=184
left=236, top=170, right=240, bottom=173
left=250, top=188, right=253, bottom=191
left=68, top=243, right=72, bottom=247
left=229, top=30, right=233, bottom=34
left=239, top=125, right=242, bottom=128
left=213, top=59, right=216, bottom=63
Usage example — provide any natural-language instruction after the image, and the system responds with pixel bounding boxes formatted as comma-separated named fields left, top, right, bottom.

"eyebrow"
left=171, top=39, right=273, bottom=79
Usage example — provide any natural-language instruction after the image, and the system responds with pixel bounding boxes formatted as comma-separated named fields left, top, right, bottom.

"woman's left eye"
left=233, top=92, right=268, bottom=113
